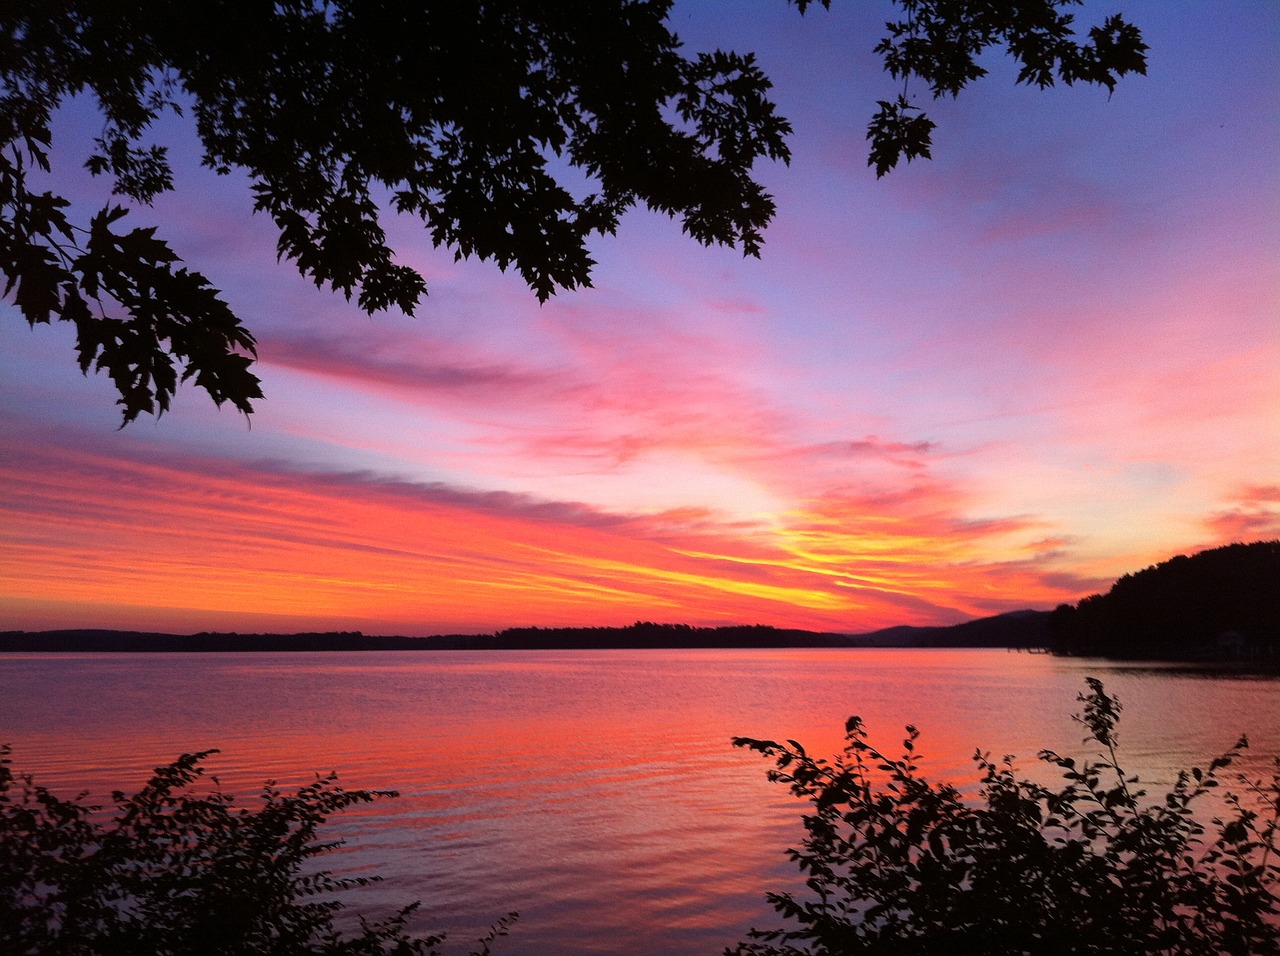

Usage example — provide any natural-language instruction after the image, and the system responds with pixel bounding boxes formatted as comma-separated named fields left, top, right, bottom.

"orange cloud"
left=0, top=432, right=1092, bottom=637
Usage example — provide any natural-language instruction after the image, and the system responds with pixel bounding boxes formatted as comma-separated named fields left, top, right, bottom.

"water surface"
left=3, top=649, right=1277, bottom=954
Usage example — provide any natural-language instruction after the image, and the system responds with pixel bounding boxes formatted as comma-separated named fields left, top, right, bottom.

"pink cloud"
left=259, top=330, right=563, bottom=404
left=1201, top=485, right=1280, bottom=543
left=0, top=427, right=1090, bottom=635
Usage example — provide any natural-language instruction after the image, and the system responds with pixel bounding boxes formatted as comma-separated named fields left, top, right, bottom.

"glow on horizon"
left=1, top=0, right=1278, bottom=637
left=0, top=433, right=1103, bottom=634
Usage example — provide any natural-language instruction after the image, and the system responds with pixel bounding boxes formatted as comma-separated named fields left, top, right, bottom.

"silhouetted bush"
left=731, top=679, right=1280, bottom=955
left=0, top=748, right=514, bottom=955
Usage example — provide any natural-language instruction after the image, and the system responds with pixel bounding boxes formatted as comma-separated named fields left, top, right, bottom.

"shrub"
left=0, top=748, right=515, bottom=955
left=730, top=679, right=1280, bottom=955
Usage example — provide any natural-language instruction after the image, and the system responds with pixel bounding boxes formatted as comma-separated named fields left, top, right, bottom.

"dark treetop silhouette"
left=1049, top=540, right=1280, bottom=661
left=2, top=1, right=1146, bottom=423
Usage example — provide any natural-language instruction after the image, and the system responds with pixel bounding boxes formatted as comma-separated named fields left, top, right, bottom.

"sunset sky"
left=2, top=0, right=1277, bottom=637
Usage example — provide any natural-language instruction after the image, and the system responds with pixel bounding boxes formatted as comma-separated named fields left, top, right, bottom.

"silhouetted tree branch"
left=2, top=1, right=1145, bottom=423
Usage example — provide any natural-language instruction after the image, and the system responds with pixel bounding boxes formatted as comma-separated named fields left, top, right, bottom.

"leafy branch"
left=2, top=1, right=1146, bottom=420
left=1, top=142, right=261, bottom=424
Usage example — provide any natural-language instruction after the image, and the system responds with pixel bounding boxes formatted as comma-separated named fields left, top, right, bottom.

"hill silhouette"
left=1049, top=540, right=1279, bottom=660
left=8, top=537, right=1277, bottom=664
left=0, top=612, right=1051, bottom=653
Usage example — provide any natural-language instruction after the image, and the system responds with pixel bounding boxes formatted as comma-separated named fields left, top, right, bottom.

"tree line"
left=1049, top=540, right=1280, bottom=660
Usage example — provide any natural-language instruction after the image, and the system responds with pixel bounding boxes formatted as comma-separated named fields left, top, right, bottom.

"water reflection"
left=2, top=649, right=1277, bottom=955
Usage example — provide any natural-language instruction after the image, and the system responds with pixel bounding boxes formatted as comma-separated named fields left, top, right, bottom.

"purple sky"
left=2, top=0, right=1277, bottom=635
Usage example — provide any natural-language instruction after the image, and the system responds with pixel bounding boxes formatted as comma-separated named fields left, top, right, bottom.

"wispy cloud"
left=0, top=429, right=1092, bottom=634
left=1202, top=485, right=1280, bottom=544
left=260, top=331, right=563, bottom=402
left=2, top=2, right=1275, bottom=639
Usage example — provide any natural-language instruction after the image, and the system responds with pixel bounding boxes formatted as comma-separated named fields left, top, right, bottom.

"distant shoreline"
left=0, top=611, right=1053, bottom=653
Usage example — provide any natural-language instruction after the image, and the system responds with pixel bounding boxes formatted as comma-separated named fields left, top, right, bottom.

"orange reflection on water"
left=5, top=649, right=1277, bottom=955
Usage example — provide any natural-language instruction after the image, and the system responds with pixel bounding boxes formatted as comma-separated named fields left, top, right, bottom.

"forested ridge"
left=1049, top=540, right=1279, bottom=660
left=0, top=612, right=1051, bottom=652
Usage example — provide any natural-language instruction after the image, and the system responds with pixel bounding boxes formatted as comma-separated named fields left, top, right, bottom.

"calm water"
left=2, top=649, right=1278, bottom=955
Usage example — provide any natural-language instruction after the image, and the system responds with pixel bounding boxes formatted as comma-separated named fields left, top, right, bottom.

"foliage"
left=1050, top=540, right=1280, bottom=659
left=2, top=2, right=1144, bottom=422
left=730, top=678, right=1280, bottom=955
left=0, top=747, right=515, bottom=955
left=854, top=0, right=1147, bottom=176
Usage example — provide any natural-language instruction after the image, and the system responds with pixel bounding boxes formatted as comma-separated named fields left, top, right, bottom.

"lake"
left=2, top=648, right=1278, bottom=954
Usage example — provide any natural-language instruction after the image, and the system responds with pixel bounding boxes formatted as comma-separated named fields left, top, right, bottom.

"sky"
left=2, top=0, right=1277, bottom=637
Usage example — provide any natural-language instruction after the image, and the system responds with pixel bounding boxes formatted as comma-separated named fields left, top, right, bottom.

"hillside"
left=1049, top=540, right=1279, bottom=660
